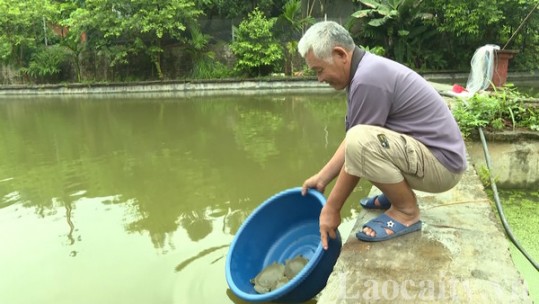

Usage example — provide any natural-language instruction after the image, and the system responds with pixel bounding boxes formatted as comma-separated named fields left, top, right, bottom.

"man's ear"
left=332, top=47, right=349, bottom=63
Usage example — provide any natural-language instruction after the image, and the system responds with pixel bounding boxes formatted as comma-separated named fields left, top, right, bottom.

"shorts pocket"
left=403, top=136, right=424, bottom=178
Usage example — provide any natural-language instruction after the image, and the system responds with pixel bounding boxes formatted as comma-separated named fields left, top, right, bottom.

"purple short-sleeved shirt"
left=346, top=52, right=467, bottom=173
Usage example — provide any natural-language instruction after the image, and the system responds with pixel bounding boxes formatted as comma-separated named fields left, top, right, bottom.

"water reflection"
left=0, top=92, right=368, bottom=304
left=175, top=244, right=229, bottom=272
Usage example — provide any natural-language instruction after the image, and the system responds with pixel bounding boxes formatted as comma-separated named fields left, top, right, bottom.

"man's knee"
left=345, top=125, right=404, bottom=183
left=346, top=125, right=382, bottom=149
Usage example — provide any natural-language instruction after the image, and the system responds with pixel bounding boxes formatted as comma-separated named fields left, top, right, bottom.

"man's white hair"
left=298, top=21, right=355, bottom=61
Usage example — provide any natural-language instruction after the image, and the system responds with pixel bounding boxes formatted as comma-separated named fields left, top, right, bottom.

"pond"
left=0, top=92, right=371, bottom=304
left=1, top=89, right=536, bottom=304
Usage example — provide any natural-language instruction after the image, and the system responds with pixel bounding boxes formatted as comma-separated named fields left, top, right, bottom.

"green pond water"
left=0, top=92, right=370, bottom=304
left=486, top=189, right=539, bottom=302
left=0, top=91, right=536, bottom=304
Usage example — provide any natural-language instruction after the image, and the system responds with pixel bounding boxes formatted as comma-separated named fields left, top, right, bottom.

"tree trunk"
left=153, top=57, right=163, bottom=80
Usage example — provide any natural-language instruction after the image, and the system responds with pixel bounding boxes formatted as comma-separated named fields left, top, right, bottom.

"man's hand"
left=319, top=204, right=340, bottom=250
left=301, top=173, right=327, bottom=196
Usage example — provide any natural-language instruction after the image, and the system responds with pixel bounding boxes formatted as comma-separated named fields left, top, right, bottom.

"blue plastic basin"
left=225, top=187, right=342, bottom=303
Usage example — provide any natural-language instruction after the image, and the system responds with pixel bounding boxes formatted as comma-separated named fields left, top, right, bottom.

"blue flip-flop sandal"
left=356, top=213, right=422, bottom=242
left=359, top=194, right=391, bottom=210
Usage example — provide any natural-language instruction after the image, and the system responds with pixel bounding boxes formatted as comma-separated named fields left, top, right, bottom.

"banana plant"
left=276, top=0, right=314, bottom=75
left=353, top=0, right=402, bottom=27
left=352, top=0, right=435, bottom=67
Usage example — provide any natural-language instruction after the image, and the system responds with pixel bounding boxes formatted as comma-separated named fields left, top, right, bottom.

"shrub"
left=230, top=8, right=283, bottom=77
left=191, top=55, right=231, bottom=79
left=453, top=85, right=539, bottom=138
left=22, top=45, right=70, bottom=82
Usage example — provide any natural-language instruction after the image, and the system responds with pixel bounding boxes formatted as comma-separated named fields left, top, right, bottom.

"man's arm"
left=301, top=139, right=346, bottom=195
left=319, top=164, right=360, bottom=249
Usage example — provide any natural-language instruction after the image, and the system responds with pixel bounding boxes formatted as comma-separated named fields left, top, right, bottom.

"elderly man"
left=298, top=21, right=467, bottom=249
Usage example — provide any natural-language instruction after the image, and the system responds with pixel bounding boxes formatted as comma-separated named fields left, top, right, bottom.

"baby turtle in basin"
left=284, top=255, right=308, bottom=279
left=250, top=262, right=288, bottom=293
left=250, top=255, right=309, bottom=294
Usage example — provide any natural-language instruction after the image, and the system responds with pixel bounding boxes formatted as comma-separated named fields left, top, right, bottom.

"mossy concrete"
left=317, top=162, right=532, bottom=303
left=467, top=140, right=539, bottom=188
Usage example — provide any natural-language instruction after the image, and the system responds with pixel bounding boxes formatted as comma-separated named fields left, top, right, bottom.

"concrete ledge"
left=317, top=161, right=532, bottom=303
left=0, top=71, right=536, bottom=97
left=0, top=78, right=332, bottom=96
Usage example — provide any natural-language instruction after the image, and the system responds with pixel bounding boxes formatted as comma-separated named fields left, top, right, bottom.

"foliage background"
left=0, top=0, right=538, bottom=84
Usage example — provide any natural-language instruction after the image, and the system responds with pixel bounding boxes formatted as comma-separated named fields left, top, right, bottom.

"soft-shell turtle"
left=250, top=255, right=309, bottom=294
left=284, top=255, right=308, bottom=279
left=250, top=262, right=287, bottom=294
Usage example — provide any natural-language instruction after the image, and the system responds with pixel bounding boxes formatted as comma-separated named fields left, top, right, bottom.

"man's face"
left=305, top=47, right=351, bottom=91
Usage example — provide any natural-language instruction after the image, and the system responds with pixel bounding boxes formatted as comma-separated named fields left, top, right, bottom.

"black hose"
left=478, top=127, right=539, bottom=271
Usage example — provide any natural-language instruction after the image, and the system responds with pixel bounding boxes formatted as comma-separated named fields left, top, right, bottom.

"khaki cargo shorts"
left=344, top=125, right=462, bottom=193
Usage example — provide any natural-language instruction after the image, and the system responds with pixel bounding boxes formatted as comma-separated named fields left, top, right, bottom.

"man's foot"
left=359, top=194, right=391, bottom=210
left=356, top=212, right=422, bottom=242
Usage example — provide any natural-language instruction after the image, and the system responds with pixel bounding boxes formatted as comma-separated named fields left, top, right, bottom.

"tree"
left=49, top=0, right=84, bottom=82
left=131, top=0, right=204, bottom=79
left=194, top=0, right=287, bottom=19
left=64, top=0, right=203, bottom=80
left=230, top=8, right=283, bottom=77
left=421, top=0, right=506, bottom=66
left=0, top=0, right=25, bottom=63
left=0, top=0, right=43, bottom=65
left=421, top=0, right=539, bottom=70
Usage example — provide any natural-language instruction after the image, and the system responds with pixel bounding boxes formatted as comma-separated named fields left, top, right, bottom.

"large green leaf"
left=352, top=9, right=372, bottom=18
left=397, top=29, right=409, bottom=36
left=389, top=0, right=405, bottom=8
left=359, top=0, right=380, bottom=9
left=368, top=17, right=388, bottom=27
left=378, top=6, right=392, bottom=16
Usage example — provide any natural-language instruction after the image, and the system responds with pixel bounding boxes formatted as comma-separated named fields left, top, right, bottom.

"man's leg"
left=344, top=124, right=462, bottom=238
left=362, top=180, right=420, bottom=237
